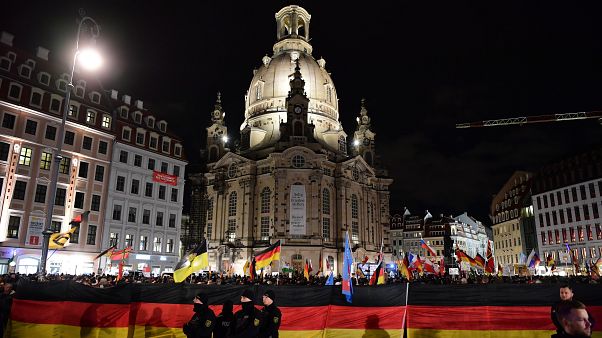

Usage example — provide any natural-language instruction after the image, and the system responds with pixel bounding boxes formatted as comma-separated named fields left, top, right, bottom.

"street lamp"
left=39, top=16, right=102, bottom=275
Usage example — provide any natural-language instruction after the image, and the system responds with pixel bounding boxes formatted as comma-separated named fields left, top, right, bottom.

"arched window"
left=351, top=195, right=358, bottom=219
left=228, top=192, right=237, bottom=217
left=207, top=198, right=213, bottom=221
left=338, top=136, right=346, bottom=153
left=322, top=188, right=330, bottom=214
left=261, top=187, right=271, bottom=213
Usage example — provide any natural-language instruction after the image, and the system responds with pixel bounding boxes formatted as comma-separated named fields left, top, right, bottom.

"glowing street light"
left=40, top=15, right=102, bottom=276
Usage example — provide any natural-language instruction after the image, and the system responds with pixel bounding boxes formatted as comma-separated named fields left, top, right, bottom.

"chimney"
left=1, top=32, right=14, bottom=46
left=122, top=94, right=131, bottom=105
left=36, top=47, right=49, bottom=60
left=134, top=99, right=143, bottom=109
left=110, top=89, right=118, bottom=100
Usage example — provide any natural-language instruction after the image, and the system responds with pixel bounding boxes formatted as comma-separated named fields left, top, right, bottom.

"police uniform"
left=214, top=300, right=235, bottom=338
left=259, top=290, right=282, bottom=338
left=183, top=293, right=216, bottom=338
left=229, top=289, right=263, bottom=338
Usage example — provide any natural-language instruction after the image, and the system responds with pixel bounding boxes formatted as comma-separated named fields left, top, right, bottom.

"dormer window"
left=49, top=94, right=63, bottom=113
left=7, top=52, right=16, bottom=63
left=102, top=114, right=111, bottom=129
left=147, top=116, right=155, bottom=128
left=0, top=57, right=11, bottom=71
left=25, top=59, right=36, bottom=68
left=134, top=112, right=142, bottom=124
left=158, top=121, right=166, bottom=132
left=122, top=127, right=131, bottom=141
left=86, top=110, right=96, bottom=124
left=30, top=89, right=43, bottom=108
left=174, top=144, right=182, bottom=157
left=56, top=79, right=67, bottom=92
left=8, top=83, right=22, bottom=101
left=77, top=79, right=86, bottom=88
left=89, top=91, right=101, bottom=104
left=38, top=72, right=50, bottom=86
left=18, top=65, right=31, bottom=79
left=75, top=86, right=85, bottom=98
left=119, top=106, right=129, bottom=119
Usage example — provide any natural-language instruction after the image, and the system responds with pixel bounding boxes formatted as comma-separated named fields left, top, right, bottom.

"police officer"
left=230, top=289, right=262, bottom=338
left=259, top=290, right=282, bottom=338
left=183, top=292, right=216, bottom=338
left=215, top=299, right=235, bottom=338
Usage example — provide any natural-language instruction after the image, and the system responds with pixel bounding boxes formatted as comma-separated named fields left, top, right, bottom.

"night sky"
left=2, top=1, right=602, bottom=223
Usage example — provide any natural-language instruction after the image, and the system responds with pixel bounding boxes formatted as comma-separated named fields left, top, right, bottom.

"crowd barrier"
left=6, top=281, right=602, bottom=338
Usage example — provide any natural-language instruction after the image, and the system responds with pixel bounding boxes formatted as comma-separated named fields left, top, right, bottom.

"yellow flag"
left=174, top=240, right=208, bottom=283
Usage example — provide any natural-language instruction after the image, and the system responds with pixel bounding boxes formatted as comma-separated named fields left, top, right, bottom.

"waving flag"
left=303, top=259, right=310, bottom=281
left=48, top=211, right=90, bottom=249
left=420, top=238, right=437, bottom=256
left=474, top=253, right=486, bottom=269
left=173, top=239, right=208, bottom=283
left=342, top=231, right=353, bottom=303
left=325, top=271, right=334, bottom=285
left=485, top=241, right=495, bottom=274
left=94, top=244, right=117, bottom=260
left=254, top=240, right=281, bottom=269
left=400, top=255, right=412, bottom=281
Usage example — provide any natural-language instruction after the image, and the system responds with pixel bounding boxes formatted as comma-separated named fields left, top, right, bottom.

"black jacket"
left=229, top=307, right=263, bottom=338
left=258, top=304, right=282, bottom=338
left=183, top=306, right=216, bottom=338
left=214, top=311, right=235, bottom=338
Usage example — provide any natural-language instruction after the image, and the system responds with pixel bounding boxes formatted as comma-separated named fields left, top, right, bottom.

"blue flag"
left=325, top=271, right=334, bottom=285
left=342, top=231, right=353, bottom=303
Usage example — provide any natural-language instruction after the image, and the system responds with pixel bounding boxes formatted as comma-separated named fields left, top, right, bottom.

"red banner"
left=152, top=171, right=177, bottom=186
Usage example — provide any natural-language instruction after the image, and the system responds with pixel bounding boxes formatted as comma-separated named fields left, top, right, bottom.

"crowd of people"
left=4, top=270, right=600, bottom=288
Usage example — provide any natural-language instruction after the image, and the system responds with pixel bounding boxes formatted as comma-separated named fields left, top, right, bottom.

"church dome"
left=241, top=5, right=345, bottom=151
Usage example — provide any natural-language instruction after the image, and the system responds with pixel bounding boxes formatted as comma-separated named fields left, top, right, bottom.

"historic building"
left=532, top=147, right=602, bottom=268
left=491, top=171, right=536, bottom=267
left=0, top=30, right=187, bottom=275
left=101, top=93, right=187, bottom=276
left=0, top=31, right=114, bottom=274
left=196, top=5, right=393, bottom=274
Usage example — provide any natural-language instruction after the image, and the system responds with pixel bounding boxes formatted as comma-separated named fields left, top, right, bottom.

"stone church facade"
left=191, top=5, right=393, bottom=275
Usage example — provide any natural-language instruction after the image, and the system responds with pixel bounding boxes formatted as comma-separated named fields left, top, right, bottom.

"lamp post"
left=39, top=16, right=102, bottom=275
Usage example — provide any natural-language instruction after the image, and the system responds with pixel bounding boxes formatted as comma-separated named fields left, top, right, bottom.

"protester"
left=259, top=290, right=281, bottom=338
left=552, top=284, right=575, bottom=334
left=214, top=299, right=234, bottom=338
left=230, top=289, right=262, bottom=338
left=552, top=300, right=592, bottom=338
left=183, top=292, right=215, bottom=338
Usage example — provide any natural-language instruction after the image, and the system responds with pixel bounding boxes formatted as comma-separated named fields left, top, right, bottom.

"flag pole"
left=400, top=281, right=410, bottom=338
left=277, top=241, right=282, bottom=285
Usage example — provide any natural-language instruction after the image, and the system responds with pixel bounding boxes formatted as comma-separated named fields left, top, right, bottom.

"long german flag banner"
left=6, top=281, right=602, bottom=338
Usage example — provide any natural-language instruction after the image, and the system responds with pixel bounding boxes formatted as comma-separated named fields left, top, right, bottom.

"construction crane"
left=456, top=111, right=602, bottom=128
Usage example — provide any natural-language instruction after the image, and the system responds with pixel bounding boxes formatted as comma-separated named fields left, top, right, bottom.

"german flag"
left=485, top=241, right=495, bottom=274
left=11, top=282, right=602, bottom=338
left=110, top=247, right=132, bottom=261
left=249, top=258, right=257, bottom=281
left=254, top=240, right=281, bottom=270
left=455, top=248, right=472, bottom=265
left=369, top=260, right=385, bottom=285
left=474, top=253, right=486, bottom=269
left=400, top=255, right=412, bottom=281
left=173, top=239, right=208, bottom=283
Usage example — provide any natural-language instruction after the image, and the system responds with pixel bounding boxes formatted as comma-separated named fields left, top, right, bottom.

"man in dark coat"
left=229, top=288, right=262, bottom=338
left=552, top=300, right=592, bottom=338
left=259, top=290, right=281, bottom=338
left=214, top=299, right=234, bottom=338
left=183, top=292, right=216, bottom=338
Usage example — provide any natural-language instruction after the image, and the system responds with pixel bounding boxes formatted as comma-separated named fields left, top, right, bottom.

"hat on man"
left=195, top=292, right=209, bottom=304
left=241, top=288, right=255, bottom=302
left=264, top=289, right=275, bottom=301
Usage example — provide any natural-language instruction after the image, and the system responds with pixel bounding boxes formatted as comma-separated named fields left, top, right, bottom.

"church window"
left=207, top=198, right=213, bottom=221
left=261, top=188, right=271, bottom=213
left=351, top=194, right=358, bottom=219
left=227, top=219, right=236, bottom=241
left=228, top=192, right=237, bottom=217
left=352, top=220, right=359, bottom=242
left=322, top=188, right=330, bottom=214
left=291, top=155, right=305, bottom=168
left=352, top=167, right=359, bottom=181
left=255, top=84, right=262, bottom=101
left=322, top=218, right=330, bottom=241
left=228, top=163, right=237, bottom=178
left=261, top=216, right=270, bottom=240
left=327, top=86, right=332, bottom=103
